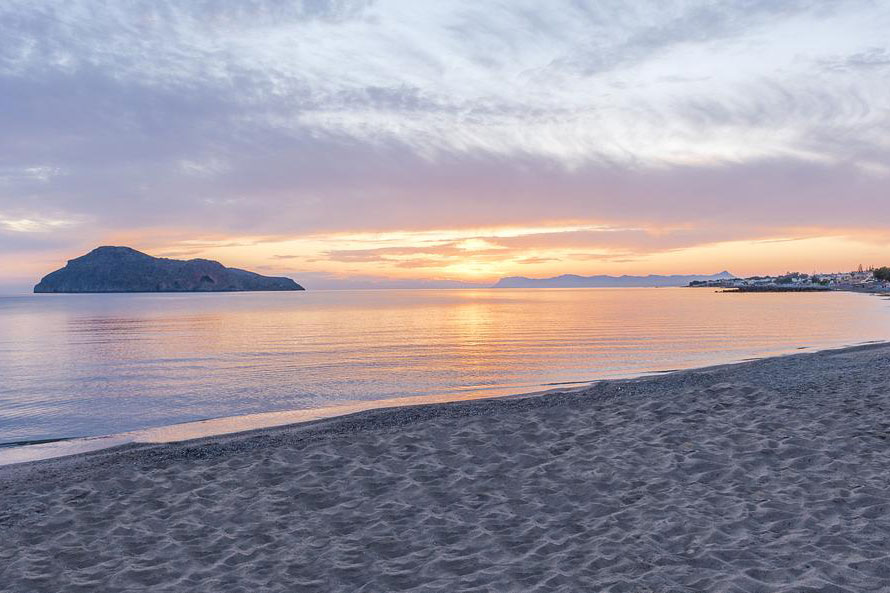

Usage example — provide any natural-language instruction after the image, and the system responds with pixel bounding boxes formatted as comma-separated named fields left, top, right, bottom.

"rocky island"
left=34, top=246, right=304, bottom=293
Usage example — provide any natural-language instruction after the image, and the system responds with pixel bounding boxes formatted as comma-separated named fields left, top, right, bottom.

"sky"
left=2, top=0, right=890, bottom=289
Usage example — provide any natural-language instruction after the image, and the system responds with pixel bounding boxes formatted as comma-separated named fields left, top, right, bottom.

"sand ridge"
left=3, top=343, right=890, bottom=592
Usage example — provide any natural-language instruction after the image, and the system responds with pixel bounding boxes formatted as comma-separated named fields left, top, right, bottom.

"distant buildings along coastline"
left=689, top=267, right=890, bottom=293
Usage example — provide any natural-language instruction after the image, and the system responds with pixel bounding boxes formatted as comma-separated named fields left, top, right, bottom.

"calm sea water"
left=2, top=288, right=889, bottom=444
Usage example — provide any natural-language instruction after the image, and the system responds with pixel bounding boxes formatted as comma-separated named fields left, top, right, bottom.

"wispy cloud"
left=1, top=0, right=889, bottom=281
left=0, top=211, right=79, bottom=233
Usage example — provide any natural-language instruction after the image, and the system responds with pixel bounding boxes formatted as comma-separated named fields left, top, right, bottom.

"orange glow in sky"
left=3, top=224, right=882, bottom=290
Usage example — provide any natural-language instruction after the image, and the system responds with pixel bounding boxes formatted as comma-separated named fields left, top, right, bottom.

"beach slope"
left=3, top=343, right=890, bottom=592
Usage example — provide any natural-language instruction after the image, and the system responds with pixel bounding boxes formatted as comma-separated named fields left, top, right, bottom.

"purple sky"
left=2, top=1, right=889, bottom=288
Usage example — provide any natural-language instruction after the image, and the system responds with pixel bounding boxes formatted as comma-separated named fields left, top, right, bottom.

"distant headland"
left=34, top=246, right=304, bottom=293
left=492, top=271, right=734, bottom=289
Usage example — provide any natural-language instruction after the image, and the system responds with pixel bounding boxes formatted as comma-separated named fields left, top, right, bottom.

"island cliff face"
left=34, top=247, right=304, bottom=293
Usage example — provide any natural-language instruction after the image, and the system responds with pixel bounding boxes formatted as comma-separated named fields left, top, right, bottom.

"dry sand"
left=3, top=343, right=890, bottom=592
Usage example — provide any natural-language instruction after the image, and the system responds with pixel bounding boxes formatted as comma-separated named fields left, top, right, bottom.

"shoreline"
left=0, top=384, right=588, bottom=467
left=1, top=339, right=883, bottom=468
left=0, top=339, right=886, bottom=473
left=4, top=341, right=890, bottom=590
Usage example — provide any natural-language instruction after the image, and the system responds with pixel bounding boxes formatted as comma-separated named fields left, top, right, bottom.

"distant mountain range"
left=34, top=246, right=304, bottom=293
left=492, top=271, right=735, bottom=289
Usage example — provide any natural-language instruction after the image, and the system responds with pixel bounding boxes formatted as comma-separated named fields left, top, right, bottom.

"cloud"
left=314, top=224, right=789, bottom=274
left=0, top=0, right=889, bottom=281
left=0, top=214, right=75, bottom=233
left=822, top=47, right=890, bottom=71
left=516, top=256, right=559, bottom=265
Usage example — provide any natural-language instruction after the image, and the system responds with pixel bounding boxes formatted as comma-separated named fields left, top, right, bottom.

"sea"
left=2, top=288, right=890, bottom=447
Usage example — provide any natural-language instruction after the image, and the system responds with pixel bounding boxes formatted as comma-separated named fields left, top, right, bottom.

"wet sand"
left=3, top=343, right=890, bottom=592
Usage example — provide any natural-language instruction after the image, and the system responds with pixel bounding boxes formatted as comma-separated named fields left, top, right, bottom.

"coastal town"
left=689, top=266, right=890, bottom=292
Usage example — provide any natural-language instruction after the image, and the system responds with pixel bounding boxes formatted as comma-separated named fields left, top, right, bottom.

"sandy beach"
left=3, top=343, right=890, bottom=592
